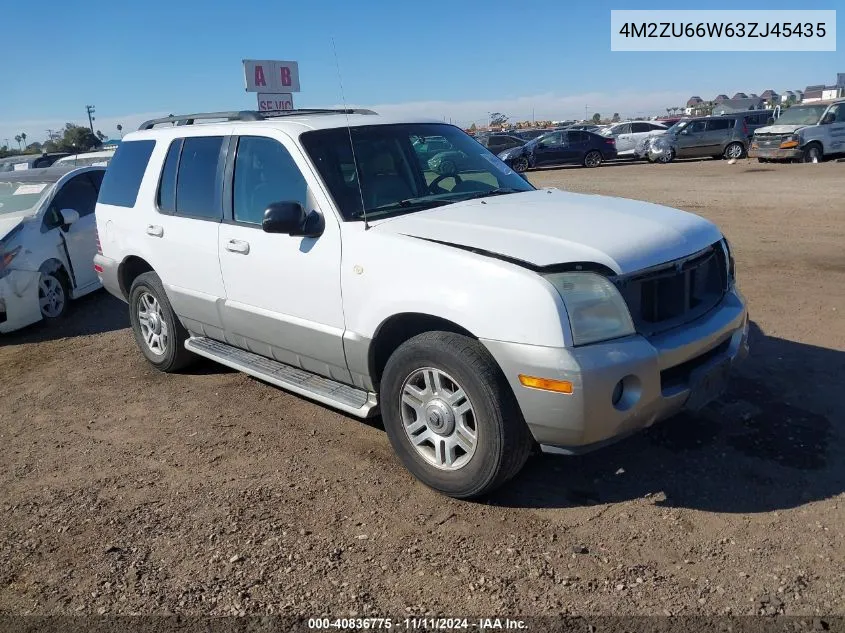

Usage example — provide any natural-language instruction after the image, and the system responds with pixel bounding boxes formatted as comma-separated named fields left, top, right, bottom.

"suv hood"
left=374, top=189, right=722, bottom=274
left=754, top=124, right=808, bottom=135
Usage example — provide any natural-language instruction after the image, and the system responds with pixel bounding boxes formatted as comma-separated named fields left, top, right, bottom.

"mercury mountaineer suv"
left=94, top=109, right=749, bottom=499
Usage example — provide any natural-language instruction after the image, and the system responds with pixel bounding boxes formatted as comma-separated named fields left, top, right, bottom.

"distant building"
left=803, top=84, right=825, bottom=102
left=712, top=97, right=767, bottom=114
left=760, top=89, right=779, bottom=101
left=732, top=92, right=748, bottom=99
left=714, top=94, right=729, bottom=103
left=686, top=96, right=703, bottom=108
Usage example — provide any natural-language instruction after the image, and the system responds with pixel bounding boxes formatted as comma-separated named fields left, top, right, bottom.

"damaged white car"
left=0, top=166, right=106, bottom=333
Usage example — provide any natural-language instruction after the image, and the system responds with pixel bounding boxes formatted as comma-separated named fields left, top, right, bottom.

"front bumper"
left=749, top=146, right=801, bottom=160
left=93, top=254, right=125, bottom=302
left=0, top=270, right=42, bottom=334
left=482, top=288, right=749, bottom=453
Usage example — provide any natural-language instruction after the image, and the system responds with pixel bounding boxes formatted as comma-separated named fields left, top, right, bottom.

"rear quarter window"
left=97, top=140, right=156, bottom=207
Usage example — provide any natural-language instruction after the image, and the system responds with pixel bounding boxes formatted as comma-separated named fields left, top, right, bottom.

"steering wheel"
left=429, top=172, right=463, bottom=193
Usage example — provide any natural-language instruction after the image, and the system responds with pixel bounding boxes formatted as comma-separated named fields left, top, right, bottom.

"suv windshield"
left=773, top=105, right=828, bottom=126
left=0, top=179, right=52, bottom=217
left=300, top=123, right=534, bottom=221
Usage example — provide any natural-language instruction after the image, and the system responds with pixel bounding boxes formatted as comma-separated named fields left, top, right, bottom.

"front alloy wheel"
left=38, top=271, right=68, bottom=320
left=512, top=156, right=529, bottom=173
left=400, top=367, right=477, bottom=470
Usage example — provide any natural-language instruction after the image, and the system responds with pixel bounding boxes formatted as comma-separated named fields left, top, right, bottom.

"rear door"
left=703, top=118, right=733, bottom=155
left=149, top=134, right=230, bottom=334
left=613, top=123, right=635, bottom=154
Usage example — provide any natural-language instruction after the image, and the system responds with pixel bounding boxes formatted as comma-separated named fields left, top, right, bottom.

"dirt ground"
left=1, top=158, right=843, bottom=620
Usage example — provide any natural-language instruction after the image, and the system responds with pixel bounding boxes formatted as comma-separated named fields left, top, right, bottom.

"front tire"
left=38, top=269, right=70, bottom=321
left=583, top=150, right=603, bottom=168
left=128, top=271, right=195, bottom=372
left=380, top=332, right=532, bottom=499
left=802, top=143, right=823, bottom=164
left=512, top=156, right=529, bottom=173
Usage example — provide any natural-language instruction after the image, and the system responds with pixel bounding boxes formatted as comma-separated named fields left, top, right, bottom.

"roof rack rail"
left=138, top=108, right=378, bottom=130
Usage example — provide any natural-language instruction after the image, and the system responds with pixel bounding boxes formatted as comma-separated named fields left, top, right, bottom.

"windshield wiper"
left=457, top=187, right=526, bottom=201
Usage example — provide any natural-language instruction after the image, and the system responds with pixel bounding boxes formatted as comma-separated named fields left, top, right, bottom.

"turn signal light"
left=518, top=374, right=573, bottom=394
left=779, top=140, right=799, bottom=149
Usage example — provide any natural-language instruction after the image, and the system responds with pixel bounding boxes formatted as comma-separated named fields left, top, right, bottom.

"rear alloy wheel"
left=724, top=142, right=745, bottom=160
left=512, top=156, right=529, bottom=173
left=129, top=271, right=195, bottom=372
left=584, top=150, right=602, bottom=168
left=38, top=270, right=69, bottom=321
left=381, top=331, right=533, bottom=499
left=802, top=143, right=823, bottom=164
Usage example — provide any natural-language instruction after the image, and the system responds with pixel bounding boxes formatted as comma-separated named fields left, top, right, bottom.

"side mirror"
left=262, top=201, right=323, bottom=237
left=58, top=208, right=79, bottom=229
left=767, top=117, right=775, bottom=125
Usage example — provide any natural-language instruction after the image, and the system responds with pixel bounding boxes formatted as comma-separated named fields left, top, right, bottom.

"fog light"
left=612, top=380, right=623, bottom=405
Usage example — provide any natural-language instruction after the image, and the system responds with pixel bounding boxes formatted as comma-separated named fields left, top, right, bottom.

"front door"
left=217, top=132, right=349, bottom=381
left=676, top=120, right=708, bottom=157
left=613, top=123, right=635, bottom=154
left=45, top=170, right=103, bottom=291
left=533, top=132, right=568, bottom=166
left=826, top=103, right=845, bottom=154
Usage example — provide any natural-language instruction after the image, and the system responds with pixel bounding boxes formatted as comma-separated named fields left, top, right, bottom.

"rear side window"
left=98, top=140, right=156, bottom=207
left=631, top=122, right=651, bottom=133
left=157, top=139, right=182, bottom=213
left=175, top=136, right=224, bottom=220
left=706, top=119, right=732, bottom=131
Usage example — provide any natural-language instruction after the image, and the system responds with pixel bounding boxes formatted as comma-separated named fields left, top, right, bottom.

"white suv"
left=94, top=109, right=749, bottom=498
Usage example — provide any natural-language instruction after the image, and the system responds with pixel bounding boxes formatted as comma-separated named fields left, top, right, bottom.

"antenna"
left=331, top=37, right=369, bottom=230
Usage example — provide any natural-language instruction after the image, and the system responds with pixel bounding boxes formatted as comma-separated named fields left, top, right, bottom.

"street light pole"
left=85, top=105, right=96, bottom=133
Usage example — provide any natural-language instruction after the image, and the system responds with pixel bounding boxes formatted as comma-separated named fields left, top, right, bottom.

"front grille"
left=754, top=134, right=788, bottom=149
left=614, top=243, right=728, bottom=337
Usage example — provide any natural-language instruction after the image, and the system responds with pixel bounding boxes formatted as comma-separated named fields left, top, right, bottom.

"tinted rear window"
left=175, top=136, right=223, bottom=219
left=97, top=140, right=155, bottom=207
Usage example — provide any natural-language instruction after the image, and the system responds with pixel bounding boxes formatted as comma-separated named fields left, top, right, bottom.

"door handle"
left=225, top=239, right=250, bottom=254
left=146, top=225, right=164, bottom=237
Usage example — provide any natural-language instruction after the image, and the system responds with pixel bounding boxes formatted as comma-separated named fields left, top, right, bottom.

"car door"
left=703, top=118, right=734, bottom=155
left=825, top=103, right=845, bottom=153
left=532, top=132, right=566, bottom=166
left=43, top=170, right=103, bottom=292
left=613, top=123, right=634, bottom=154
left=676, top=120, right=708, bottom=157
left=151, top=133, right=230, bottom=334
left=217, top=131, right=348, bottom=381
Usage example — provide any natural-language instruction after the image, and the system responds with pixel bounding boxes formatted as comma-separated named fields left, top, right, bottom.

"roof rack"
left=138, top=108, right=378, bottom=130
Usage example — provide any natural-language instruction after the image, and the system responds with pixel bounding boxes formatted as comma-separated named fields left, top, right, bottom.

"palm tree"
left=14, top=135, right=21, bottom=149
left=116, top=124, right=123, bottom=138
left=20, top=132, right=27, bottom=148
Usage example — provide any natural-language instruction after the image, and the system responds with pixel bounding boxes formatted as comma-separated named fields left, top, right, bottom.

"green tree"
left=612, top=113, right=620, bottom=122
left=116, top=124, right=123, bottom=137
left=489, top=112, right=508, bottom=127
left=14, top=135, right=22, bottom=149
left=591, top=113, right=601, bottom=123
left=20, top=132, right=27, bottom=147
left=26, top=141, right=43, bottom=152
left=96, top=130, right=106, bottom=142
left=57, top=123, right=102, bottom=152
left=468, top=123, right=477, bottom=132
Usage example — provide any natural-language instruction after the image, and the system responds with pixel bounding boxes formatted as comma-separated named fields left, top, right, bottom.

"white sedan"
left=600, top=121, right=668, bottom=157
left=0, top=166, right=106, bottom=333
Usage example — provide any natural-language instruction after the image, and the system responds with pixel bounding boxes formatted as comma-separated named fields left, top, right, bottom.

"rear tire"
left=723, top=142, right=745, bottom=160
left=128, top=271, right=195, bottom=372
left=380, top=331, right=533, bottom=499
left=512, top=156, right=529, bottom=173
left=583, top=150, right=602, bottom=168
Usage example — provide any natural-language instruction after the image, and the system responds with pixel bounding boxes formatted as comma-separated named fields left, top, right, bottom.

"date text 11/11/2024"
left=307, top=617, right=528, bottom=630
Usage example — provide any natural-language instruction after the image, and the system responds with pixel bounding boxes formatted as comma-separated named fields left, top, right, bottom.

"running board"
left=185, top=337, right=378, bottom=418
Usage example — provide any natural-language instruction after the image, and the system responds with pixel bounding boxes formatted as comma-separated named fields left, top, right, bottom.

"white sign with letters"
left=243, top=60, right=300, bottom=92
left=257, top=93, right=295, bottom=111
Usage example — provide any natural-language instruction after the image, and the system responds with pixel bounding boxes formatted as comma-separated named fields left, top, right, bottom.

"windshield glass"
left=666, top=120, right=689, bottom=135
left=300, top=123, right=534, bottom=221
left=0, top=180, right=52, bottom=217
left=773, top=105, right=828, bottom=126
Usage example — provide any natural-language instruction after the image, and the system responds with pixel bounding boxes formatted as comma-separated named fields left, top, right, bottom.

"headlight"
left=0, top=244, right=22, bottom=279
left=544, top=272, right=635, bottom=346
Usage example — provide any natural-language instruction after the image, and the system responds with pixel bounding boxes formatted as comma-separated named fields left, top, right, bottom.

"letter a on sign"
left=254, top=64, right=266, bottom=88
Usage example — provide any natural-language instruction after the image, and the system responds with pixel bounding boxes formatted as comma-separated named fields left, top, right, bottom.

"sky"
left=0, top=0, right=841, bottom=145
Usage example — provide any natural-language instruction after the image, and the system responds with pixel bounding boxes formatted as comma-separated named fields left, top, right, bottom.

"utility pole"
left=85, top=105, right=96, bottom=133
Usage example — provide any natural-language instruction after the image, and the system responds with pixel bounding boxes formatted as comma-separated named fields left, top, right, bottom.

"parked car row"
left=498, top=130, right=617, bottom=171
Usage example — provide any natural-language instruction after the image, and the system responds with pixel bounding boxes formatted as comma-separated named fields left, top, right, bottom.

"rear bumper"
left=0, top=270, right=42, bottom=334
left=482, top=288, right=749, bottom=452
left=749, top=147, right=801, bottom=159
left=93, top=254, right=125, bottom=302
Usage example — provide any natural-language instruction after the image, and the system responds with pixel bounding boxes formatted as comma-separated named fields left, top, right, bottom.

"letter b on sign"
left=280, top=66, right=291, bottom=87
